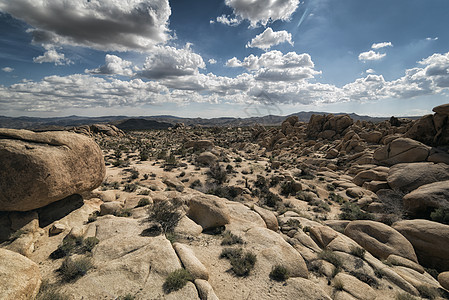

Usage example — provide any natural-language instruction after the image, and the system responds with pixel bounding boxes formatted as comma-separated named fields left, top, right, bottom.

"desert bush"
left=269, top=265, right=289, bottom=281
left=318, top=250, right=343, bottom=274
left=82, top=237, right=99, bottom=252
left=262, top=190, right=282, bottom=208
left=139, top=151, right=149, bottom=161
left=123, top=183, right=137, bottom=193
left=113, top=208, right=133, bottom=217
left=50, top=236, right=99, bottom=259
left=59, top=257, right=93, bottom=282
left=36, top=280, right=68, bottom=300
left=207, top=164, right=228, bottom=184
left=430, top=208, right=449, bottom=224
left=220, top=248, right=243, bottom=260
left=163, top=269, right=192, bottom=294
left=221, top=231, right=244, bottom=245
left=349, top=270, right=378, bottom=288
left=280, top=181, right=296, bottom=196
left=190, top=179, right=202, bottom=189
left=296, top=191, right=315, bottom=202
left=87, top=210, right=100, bottom=223
left=136, top=197, right=151, bottom=208
left=328, top=192, right=345, bottom=204
left=147, top=199, right=183, bottom=233
left=339, top=202, right=373, bottom=221
left=350, top=247, right=366, bottom=259
left=309, top=199, right=330, bottom=213
left=230, top=251, right=257, bottom=276
left=129, top=168, right=139, bottom=180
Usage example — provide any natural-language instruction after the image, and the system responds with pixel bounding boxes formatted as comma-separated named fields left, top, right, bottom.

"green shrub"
left=207, top=164, right=227, bottom=184
left=221, top=231, right=244, bottom=245
left=148, top=199, right=183, bottom=233
left=430, top=208, right=449, bottom=224
left=82, top=237, right=99, bottom=252
left=50, top=235, right=83, bottom=259
left=163, top=269, right=192, bottom=293
left=59, top=257, right=93, bottom=282
left=136, top=197, right=151, bottom=208
left=350, top=247, right=366, bottom=259
left=280, top=181, right=296, bottom=196
left=269, top=265, right=289, bottom=281
left=339, top=202, right=373, bottom=221
left=36, top=280, right=68, bottom=300
left=349, top=271, right=378, bottom=288
left=329, top=192, right=345, bottom=204
left=263, top=191, right=282, bottom=208
left=220, top=248, right=243, bottom=260
left=114, top=208, right=132, bottom=217
left=123, top=183, right=137, bottom=192
left=230, top=252, right=257, bottom=276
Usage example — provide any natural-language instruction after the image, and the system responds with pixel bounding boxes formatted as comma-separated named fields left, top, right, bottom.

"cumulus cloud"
left=426, top=37, right=438, bottom=41
left=33, top=48, right=72, bottom=65
left=86, top=55, right=134, bottom=76
left=138, top=44, right=205, bottom=79
left=371, top=42, right=393, bottom=49
left=208, top=58, right=217, bottom=64
left=0, top=0, right=171, bottom=51
left=224, top=0, right=300, bottom=27
left=366, top=69, right=375, bottom=74
left=246, top=28, right=293, bottom=50
left=213, top=15, right=241, bottom=26
left=2, top=67, right=13, bottom=72
left=358, top=50, right=386, bottom=61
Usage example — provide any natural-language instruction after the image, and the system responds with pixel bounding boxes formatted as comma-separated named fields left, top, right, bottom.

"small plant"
left=207, top=164, right=228, bottom=184
left=416, top=285, right=440, bottom=299
left=350, top=247, right=366, bottom=259
left=50, top=235, right=98, bottom=259
left=87, top=211, right=100, bottom=223
left=349, top=271, right=378, bottom=287
left=220, top=248, right=256, bottom=276
left=123, top=183, right=137, bottom=193
left=329, top=192, right=345, bottom=204
left=318, top=250, right=342, bottom=276
left=263, top=190, right=282, bottom=208
left=59, top=257, right=93, bottom=282
left=221, top=231, right=244, bottom=245
left=220, top=248, right=243, bottom=260
left=190, top=179, right=202, bottom=189
left=82, top=237, right=99, bottom=252
left=113, top=208, right=132, bottom=217
left=136, top=197, right=151, bottom=208
left=280, top=181, right=296, bottom=196
left=138, top=189, right=150, bottom=195
left=339, top=202, right=373, bottom=221
left=269, top=265, right=289, bottom=281
left=285, top=218, right=301, bottom=228
left=234, top=157, right=243, bottom=162
left=430, top=208, right=449, bottom=224
left=163, top=269, right=192, bottom=294
left=118, top=294, right=135, bottom=300
left=130, top=168, right=139, bottom=180
left=333, top=279, right=344, bottom=291
left=36, top=280, right=68, bottom=300
left=148, top=199, right=183, bottom=233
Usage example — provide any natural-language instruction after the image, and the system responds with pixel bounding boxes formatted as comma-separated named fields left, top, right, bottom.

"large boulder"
left=196, top=152, right=218, bottom=166
left=392, top=219, right=449, bottom=272
left=0, top=129, right=105, bottom=211
left=373, top=138, right=430, bottom=165
left=387, top=162, right=449, bottom=194
left=344, top=220, right=418, bottom=262
left=403, top=180, right=449, bottom=217
left=0, top=248, right=41, bottom=300
left=433, top=103, right=449, bottom=115
left=187, top=194, right=231, bottom=230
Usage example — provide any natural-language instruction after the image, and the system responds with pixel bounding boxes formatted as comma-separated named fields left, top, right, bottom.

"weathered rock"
left=438, top=271, right=449, bottom=290
left=433, top=103, right=449, bottom=115
left=344, top=220, right=418, bottom=262
left=0, top=248, right=41, bottom=300
left=373, top=138, right=430, bottom=165
left=194, top=279, right=219, bottom=300
left=90, top=124, right=124, bottom=136
left=386, top=254, right=424, bottom=274
left=0, top=129, right=105, bottom=211
left=49, top=223, right=66, bottom=236
left=184, top=140, right=214, bottom=151
left=402, top=180, right=449, bottom=217
left=174, top=243, right=209, bottom=280
left=252, top=205, right=278, bottom=231
left=163, top=178, right=185, bottom=192
left=174, top=216, right=203, bottom=236
left=404, top=114, right=437, bottom=146
left=196, top=152, right=218, bottom=166
left=333, top=273, right=377, bottom=300
left=187, top=194, right=231, bottom=230
left=360, top=131, right=383, bottom=143
left=389, top=162, right=449, bottom=195
left=392, top=219, right=449, bottom=271
left=281, top=278, right=331, bottom=299
left=99, top=201, right=123, bottom=216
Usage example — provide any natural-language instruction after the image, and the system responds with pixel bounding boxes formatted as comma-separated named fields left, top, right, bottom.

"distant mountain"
left=0, top=111, right=421, bottom=131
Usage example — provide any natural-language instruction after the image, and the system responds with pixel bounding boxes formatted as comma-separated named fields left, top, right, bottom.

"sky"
left=0, top=0, right=449, bottom=118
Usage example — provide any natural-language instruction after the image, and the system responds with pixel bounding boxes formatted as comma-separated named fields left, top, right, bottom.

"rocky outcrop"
left=187, top=194, right=231, bottom=230
left=306, top=114, right=353, bottom=139
left=392, top=219, right=449, bottom=272
left=0, top=129, right=105, bottom=211
left=387, top=162, right=449, bottom=194
left=374, top=138, right=430, bottom=165
left=196, top=152, right=218, bottom=166
left=173, top=243, right=209, bottom=280
left=0, top=248, right=41, bottom=300
left=405, top=106, right=449, bottom=146
left=403, top=180, right=449, bottom=217
left=344, top=220, right=418, bottom=262
left=184, top=140, right=214, bottom=151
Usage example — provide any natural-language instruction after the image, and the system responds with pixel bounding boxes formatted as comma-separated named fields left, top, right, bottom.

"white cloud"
left=86, top=55, right=134, bottom=76
left=0, top=0, right=171, bottom=51
left=33, top=48, right=72, bottom=65
left=208, top=58, right=217, bottom=64
left=246, top=28, right=293, bottom=50
left=371, top=42, right=393, bottom=49
left=214, top=15, right=241, bottom=26
left=226, top=57, right=243, bottom=68
left=426, top=37, right=438, bottom=41
left=366, top=69, right=375, bottom=74
left=358, top=50, right=386, bottom=61
left=138, top=44, right=205, bottom=79
left=2, top=67, right=13, bottom=72
left=224, top=0, right=300, bottom=27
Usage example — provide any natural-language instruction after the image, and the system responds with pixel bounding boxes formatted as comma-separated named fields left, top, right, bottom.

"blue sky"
left=0, top=0, right=449, bottom=118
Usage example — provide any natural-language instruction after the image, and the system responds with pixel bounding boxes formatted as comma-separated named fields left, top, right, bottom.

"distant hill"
left=0, top=111, right=421, bottom=131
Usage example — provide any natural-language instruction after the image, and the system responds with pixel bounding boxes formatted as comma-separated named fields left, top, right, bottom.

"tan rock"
left=344, top=220, right=418, bottom=262
left=438, top=271, right=449, bottom=290
left=194, top=279, right=219, bottom=300
left=174, top=243, right=209, bottom=280
left=174, top=216, right=203, bottom=236
left=99, top=201, right=124, bottom=216
left=196, top=152, right=218, bottom=166
left=433, top=103, right=449, bottom=115
left=252, top=205, right=279, bottom=231
left=0, top=128, right=105, bottom=211
left=184, top=140, right=214, bottom=151
left=373, top=138, right=430, bottom=165
left=187, top=194, right=231, bottom=230
left=282, top=277, right=331, bottom=299
left=333, top=273, right=377, bottom=300
left=402, top=180, right=449, bottom=216
left=49, top=223, right=66, bottom=236
left=386, top=254, right=424, bottom=274
left=387, top=162, right=449, bottom=194
left=392, top=219, right=449, bottom=271
left=0, top=248, right=41, bottom=300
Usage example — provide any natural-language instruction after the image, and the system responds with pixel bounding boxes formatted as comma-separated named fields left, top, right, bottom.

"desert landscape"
left=1, top=103, right=449, bottom=300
